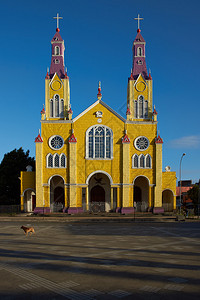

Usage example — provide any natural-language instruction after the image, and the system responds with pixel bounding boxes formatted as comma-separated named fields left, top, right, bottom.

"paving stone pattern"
left=0, top=222, right=199, bottom=299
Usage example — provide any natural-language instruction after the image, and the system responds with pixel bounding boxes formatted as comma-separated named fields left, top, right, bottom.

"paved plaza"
left=0, top=220, right=199, bottom=299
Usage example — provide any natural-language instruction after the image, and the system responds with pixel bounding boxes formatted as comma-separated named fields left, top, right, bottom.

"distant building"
left=176, top=180, right=193, bottom=208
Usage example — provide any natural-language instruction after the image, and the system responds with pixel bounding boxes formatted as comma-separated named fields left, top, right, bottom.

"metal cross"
left=53, top=13, right=63, bottom=29
left=134, top=14, right=143, bottom=29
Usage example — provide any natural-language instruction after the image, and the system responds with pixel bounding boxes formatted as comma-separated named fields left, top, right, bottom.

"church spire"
left=49, top=13, right=65, bottom=79
left=132, top=14, right=148, bottom=80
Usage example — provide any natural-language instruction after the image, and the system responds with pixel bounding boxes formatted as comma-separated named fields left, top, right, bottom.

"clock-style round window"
left=49, top=135, right=64, bottom=150
left=134, top=136, right=149, bottom=151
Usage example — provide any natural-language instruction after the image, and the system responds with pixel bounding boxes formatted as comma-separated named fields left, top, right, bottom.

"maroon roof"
left=51, top=31, right=63, bottom=42
left=134, top=31, right=145, bottom=43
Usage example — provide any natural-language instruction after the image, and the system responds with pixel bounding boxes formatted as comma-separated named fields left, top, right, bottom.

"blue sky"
left=0, top=0, right=199, bottom=183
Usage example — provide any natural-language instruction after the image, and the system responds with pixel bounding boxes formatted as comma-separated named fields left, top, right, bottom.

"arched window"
left=146, top=154, right=151, bottom=168
left=60, top=99, right=64, bottom=117
left=138, top=95, right=144, bottom=118
left=47, top=154, right=53, bottom=168
left=137, top=47, right=143, bottom=56
left=134, top=95, right=148, bottom=119
left=139, top=154, right=145, bottom=168
left=132, top=154, right=139, bottom=168
left=134, top=100, right=138, bottom=118
left=55, top=46, right=60, bottom=55
left=54, top=154, right=59, bottom=168
left=55, top=95, right=59, bottom=117
left=60, top=154, right=66, bottom=168
left=50, top=99, right=53, bottom=118
left=86, top=125, right=113, bottom=159
left=49, top=96, right=64, bottom=118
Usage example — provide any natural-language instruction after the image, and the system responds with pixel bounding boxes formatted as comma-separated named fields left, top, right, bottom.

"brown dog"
left=21, top=225, right=35, bottom=236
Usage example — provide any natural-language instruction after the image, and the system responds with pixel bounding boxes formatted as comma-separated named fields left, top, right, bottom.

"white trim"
left=49, top=135, right=64, bottom=150
left=54, top=45, right=60, bottom=55
left=132, top=153, right=152, bottom=169
left=85, top=125, right=113, bottom=159
left=22, top=188, right=36, bottom=197
left=46, top=153, right=53, bottom=168
left=48, top=174, right=66, bottom=185
left=134, top=136, right=149, bottom=151
left=86, top=170, right=113, bottom=185
left=145, top=154, right=151, bottom=168
left=132, top=154, right=139, bottom=168
left=133, top=175, right=150, bottom=185
left=73, top=100, right=126, bottom=123
left=137, top=46, right=143, bottom=57
left=46, top=153, right=66, bottom=168
left=49, top=72, right=63, bottom=86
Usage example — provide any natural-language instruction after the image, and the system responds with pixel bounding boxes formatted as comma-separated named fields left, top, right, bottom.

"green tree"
left=187, top=184, right=199, bottom=205
left=0, top=148, right=35, bottom=205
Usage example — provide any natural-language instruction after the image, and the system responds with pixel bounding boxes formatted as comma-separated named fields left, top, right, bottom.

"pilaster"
left=121, top=134, right=134, bottom=214
left=35, top=134, right=43, bottom=210
left=154, top=135, right=164, bottom=213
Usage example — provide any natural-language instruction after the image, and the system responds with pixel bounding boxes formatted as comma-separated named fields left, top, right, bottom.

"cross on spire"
left=53, top=13, right=63, bottom=30
left=134, top=14, right=143, bottom=30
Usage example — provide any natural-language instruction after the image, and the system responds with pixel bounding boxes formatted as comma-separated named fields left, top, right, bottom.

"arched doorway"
left=23, top=189, right=36, bottom=212
left=134, top=176, right=149, bottom=212
left=50, top=176, right=65, bottom=212
left=162, top=189, right=174, bottom=212
left=88, top=172, right=111, bottom=212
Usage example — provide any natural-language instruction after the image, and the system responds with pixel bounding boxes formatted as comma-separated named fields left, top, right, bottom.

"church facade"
left=20, top=19, right=176, bottom=214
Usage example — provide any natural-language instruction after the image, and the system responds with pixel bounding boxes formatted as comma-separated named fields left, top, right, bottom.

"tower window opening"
left=50, top=99, right=53, bottom=117
left=50, top=95, right=64, bottom=118
left=55, top=95, right=59, bottom=117
left=137, top=47, right=143, bottom=56
left=55, top=46, right=60, bottom=55
left=134, top=95, right=148, bottom=119
left=55, top=59, right=60, bottom=64
left=137, top=60, right=143, bottom=65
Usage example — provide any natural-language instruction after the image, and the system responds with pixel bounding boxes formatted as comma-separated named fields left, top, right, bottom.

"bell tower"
left=127, top=14, right=153, bottom=121
left=44, top=13, right=71, bottom=121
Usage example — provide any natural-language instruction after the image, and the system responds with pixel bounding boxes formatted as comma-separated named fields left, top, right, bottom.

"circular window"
left=134, top=136, right=149, bottom=151
left=49, top=135, right=64, bottom=150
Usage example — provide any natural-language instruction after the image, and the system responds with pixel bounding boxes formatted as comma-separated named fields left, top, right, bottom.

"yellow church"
left=20, top=15, right=176, bottom=214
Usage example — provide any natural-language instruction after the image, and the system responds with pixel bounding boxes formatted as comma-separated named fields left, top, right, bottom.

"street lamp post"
left=179, top=153, right=186, bottom=213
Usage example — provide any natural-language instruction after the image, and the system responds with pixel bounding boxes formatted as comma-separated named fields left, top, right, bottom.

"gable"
left=49, top=73, right=64, bottom=99
left=133, top=73, right=148, bottom=100
left=73, top=100, right=126, bottom=124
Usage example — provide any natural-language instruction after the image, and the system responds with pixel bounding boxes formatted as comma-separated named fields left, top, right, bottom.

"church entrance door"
left=50, top=176, right=65, bottom=212
left=134, top=176, right=149, bottom=212
left=88, top=172, right=111, bottom=212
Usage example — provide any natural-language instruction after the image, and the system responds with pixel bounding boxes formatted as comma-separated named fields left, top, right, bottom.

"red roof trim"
left=41, top=108, right=45, bottom=114
left=122, top=134, right=130, bottom=144
left=69, top=133, right=77, bottom=143
left=126, top=107, right=131, bottom=115
left=155, top=135, right=163, bottom=144
left=153, top=108, right=158, bottom=115
left=68, top=108, right=73, bottom=114
left=35, top=134, right=43, bottom=143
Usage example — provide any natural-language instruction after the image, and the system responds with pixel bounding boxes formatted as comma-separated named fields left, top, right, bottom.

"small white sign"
left=96, top=111, right=103, bottom=118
